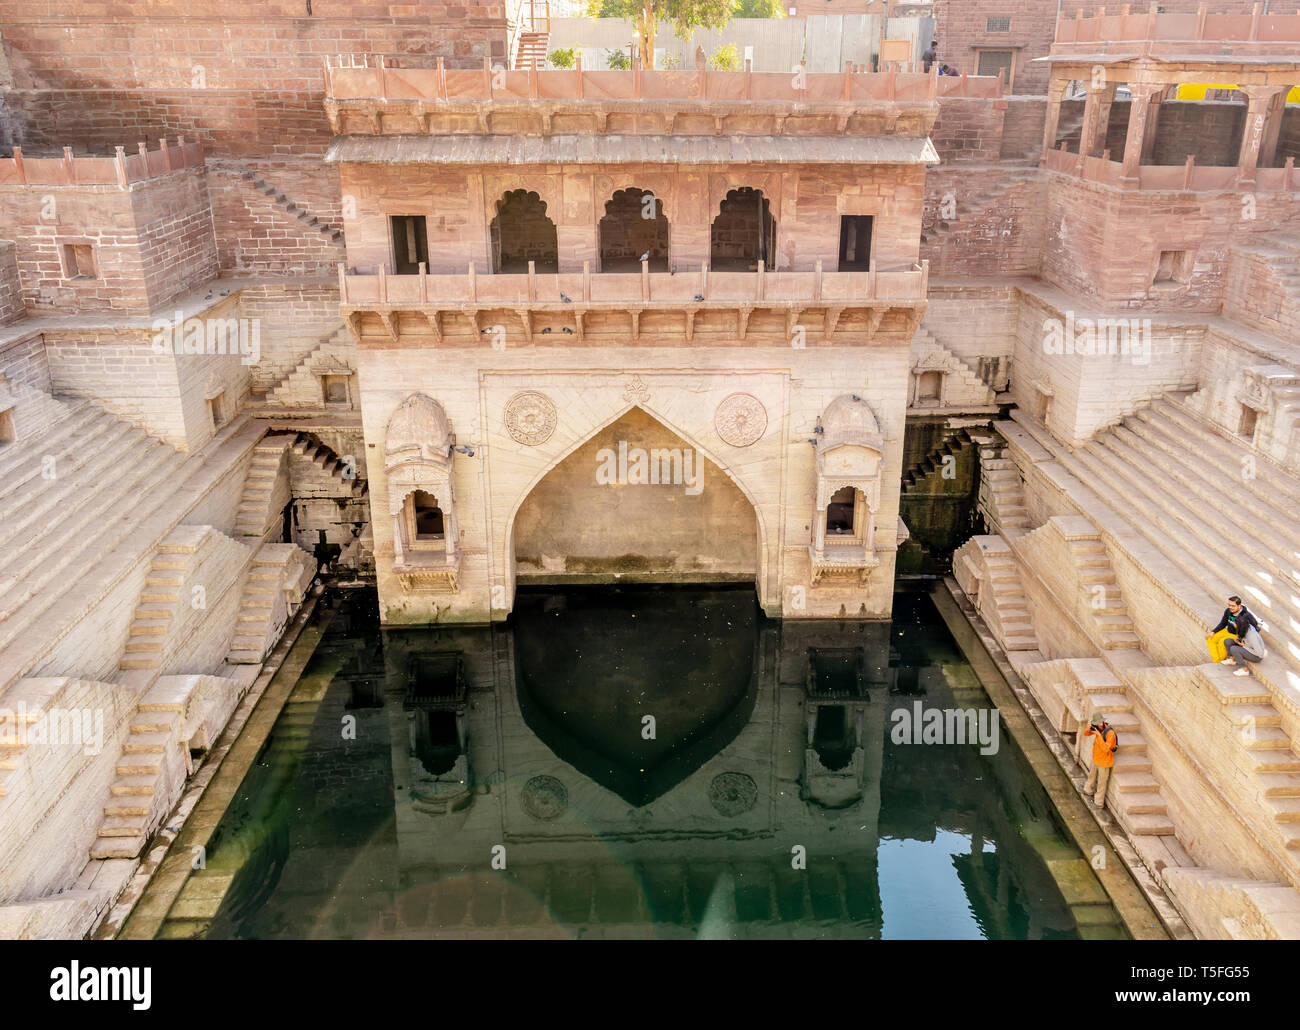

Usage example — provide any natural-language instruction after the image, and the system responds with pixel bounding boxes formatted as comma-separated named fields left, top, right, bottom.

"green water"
left=160, top=586, right=1126, bottom=940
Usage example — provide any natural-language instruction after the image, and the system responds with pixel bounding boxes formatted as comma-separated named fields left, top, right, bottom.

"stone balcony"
left=0, top=139, right=204, bottom=188
left=337, top=261, right=929, bottom=346
left=322, top=60, right=1002, bottom=139
left=1051, top=5, right=1300, bottom=64
left=1044, top=144, right=1300, bottom=192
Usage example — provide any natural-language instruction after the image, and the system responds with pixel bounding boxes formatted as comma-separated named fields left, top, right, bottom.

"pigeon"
left=639, top=251, right=650, bottom=263
left=220, top=289, right=230, bottom=296
left=204, top=290, right=213, bottom=299
left=693, top=294, right=704, bottom=302
left=670, top=265, right=676, bottom=276
left=541, top=327, right=552, bottom=334
left=560, top=292, right=572, bottom=303
left=562, top=327, right=573, bottom=335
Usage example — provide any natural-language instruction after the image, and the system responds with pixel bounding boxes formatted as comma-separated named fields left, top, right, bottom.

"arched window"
left=710, top=187, right=776, bottom=271
left=410, top=490, right=445, bottom=544
left=598, top=188, right=669, bottom=272
left=489, top=189, right=558, bottom=273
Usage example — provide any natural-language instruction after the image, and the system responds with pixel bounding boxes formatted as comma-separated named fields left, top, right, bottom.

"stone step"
left=1087, top=692, right=1131, bottom=712
left=118, top=657, right=160, bottom=671
left=103, top=799, right=151, bottom=818
left=110, top=775, right=157, bottom=796
left=1229, top=704, right=1283, bottom=728
left=1120, top=792, right=1167, bottom=815
left=1241, top=725, right=1293, bottom=750
left=1112, top=770, right=1160, bottom=793
left=98, top=813, right=148, bottom=836
left=116, top=757, right=161, bottom=777
left=90, top=835, right=146, bottom=860
left=1266, top=797, right=1300, bottom=822
left=1122, top=812, right=1176, bottom=836
left=1258, top=773, right=1300, bottom=797
left=123, top=732, right=171, bottom=754
left=1245, top=749, right=1300, bottom=774
left=124, top=639, right=164, bottom=654
left=129, top=620, right=170, bottom=637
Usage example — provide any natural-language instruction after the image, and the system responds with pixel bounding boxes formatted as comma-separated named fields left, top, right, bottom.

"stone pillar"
left=1138, top=87, right=1169, bottom=165
left=1039, top=78, right=1069, bottom=166
left=1119, top=83, right=1165, bottom=187
left=1237, top=85, right=1286, bottom=188
left=1078, top=82, right=1118, bottom=162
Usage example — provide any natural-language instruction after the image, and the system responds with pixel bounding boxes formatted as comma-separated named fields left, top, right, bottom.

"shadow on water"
left=175, top=585, right=1125, bottom=940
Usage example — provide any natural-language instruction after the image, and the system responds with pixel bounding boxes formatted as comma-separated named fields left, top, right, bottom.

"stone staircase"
left=978, top=537, right=1038, bottom=651
left=118, top=525, right=253, bottom=676
left=0, top=404, right=189, bottom=632
left=290, top=433, right=369, bottom=502
left=237, top=170, right=344, bottom=245
left=1056, top=518, right=1142, bottom=651
left=0, top=415, right=265, bottom=696
left=1009, top=396, right=1300, bottom=704
left=902, top=428, right=970, bottom=491
left=920, top=168, right=1039, bottom=245
left=260, top=327, right=354, bottom=408
left=976, top=439, right=1030, bottom=537
left=0, top=378, right=73, bottom=444
left=1163, top=865, right=1300, bottom=939
left=228, top=543, right=315, bottom=664
left=909, top=327, right=998, bottom=409
left=234, top=433, right=294, bottom=540
left=90, top=674, right=243, bottom=861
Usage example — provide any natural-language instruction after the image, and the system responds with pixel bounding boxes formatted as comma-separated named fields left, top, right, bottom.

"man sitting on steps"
left=1207, top=595, right=1266, bottom=677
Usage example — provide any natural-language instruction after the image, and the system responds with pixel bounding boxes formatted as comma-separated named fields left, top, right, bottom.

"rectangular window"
left=837, top=215, right=873, bottom=272
left=61, top=243, right=98, bottom=280
left=208, top=393, right=226, bottom=430
left=1154, top=249, right=1191, bottom=285
left=976, top=50, right=1014, bottom=87
left=322, top=374, right=350, bottom=406
left=1238, top=405, right=1259, bottom=441
left=390, top=215, right=428, bottom=275
left=986, top=16, right=1011, bottom=32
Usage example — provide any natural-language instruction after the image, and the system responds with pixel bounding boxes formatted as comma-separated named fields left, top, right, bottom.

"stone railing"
left=338, top=261, right=929, bottom=308
left=1054, top=5, right=1300, bottom=56
left=0, top=139, right=204, bottom=189
left=1044, top=144, right=1299, bottom=191
left=323, top=57, right=1003, bottom=105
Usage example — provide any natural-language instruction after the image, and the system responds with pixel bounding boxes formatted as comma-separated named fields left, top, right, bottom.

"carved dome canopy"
left=385, top=393, right=451, bottom=471
left=819, top=394, right=884, bottom=456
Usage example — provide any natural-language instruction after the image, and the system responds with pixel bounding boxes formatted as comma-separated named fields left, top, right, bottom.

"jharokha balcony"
left=337, top=260, right=929, bottom=347
left=1041, top=6, right=1300, bottom=191
left=322, top=59, right=1002, bottom=140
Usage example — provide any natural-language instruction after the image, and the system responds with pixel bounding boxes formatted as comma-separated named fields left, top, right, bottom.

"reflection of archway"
left=511, top=405, right=759, bottom=585
left=490, top=189, right=559, bottom=273
left=513, top=583, right=762, bottom=807
left=710, top=187, right=776, bottom=271
left=598, top=188, right=670, bottom=272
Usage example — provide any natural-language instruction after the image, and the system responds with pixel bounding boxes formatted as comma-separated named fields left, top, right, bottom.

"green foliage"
left=548, top=47, right=579, bottom=68
left=658, top=52, right=682, bottom=68
left=605, top=48, right=632, bottom=69
left=733, top=0, right=782, bottom=17
left=709, top=42, right=740, bottom=71
left=583, top=0, right=738, bottom=51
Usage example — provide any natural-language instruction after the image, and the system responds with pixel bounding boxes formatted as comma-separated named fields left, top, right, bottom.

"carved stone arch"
left=810, top=394, right=886, bottom=584
left=500, top=399, right=771, bottom=611
left=385, top=393, right=460, bottom=591
left=597, top=185, right=672, bottom=271
left=488, top=187, right=560, bottom=273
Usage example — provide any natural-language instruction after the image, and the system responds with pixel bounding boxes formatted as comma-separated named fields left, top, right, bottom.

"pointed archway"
left=511, top=405, right=758, bottom=584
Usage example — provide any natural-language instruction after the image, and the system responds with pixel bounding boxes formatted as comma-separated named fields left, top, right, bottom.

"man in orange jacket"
left=1083, top=712, right=1118, bottom=807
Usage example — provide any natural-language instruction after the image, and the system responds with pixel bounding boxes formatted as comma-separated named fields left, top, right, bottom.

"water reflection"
left=171, top=587, right=1123, bottom=940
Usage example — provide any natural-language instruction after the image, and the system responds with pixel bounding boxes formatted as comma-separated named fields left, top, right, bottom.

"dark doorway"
left=710, top=187, right=776, bottom=271
left=599, top=188, right=670, bottom=272
left=391, top=215, right=428, bottom=274
left=838, top=215, right=873, bottom=272
left=489, top=189, right=559, bottom=273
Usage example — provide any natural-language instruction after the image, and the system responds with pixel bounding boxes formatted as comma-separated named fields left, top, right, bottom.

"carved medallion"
left=504, top=390, right=557, bottom=446
left=708, top=771, right=757, bottom=816
left=714, top=393, right=767, bottom=447
left=622, top=374, right=650, bottom=405
left=521, top=775, right=568, bottom=820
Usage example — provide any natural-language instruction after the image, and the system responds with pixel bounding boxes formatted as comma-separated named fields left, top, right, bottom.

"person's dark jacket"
left=1212, top=606, right=1259, bottom=639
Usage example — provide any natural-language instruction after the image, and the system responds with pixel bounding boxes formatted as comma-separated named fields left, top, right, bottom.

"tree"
left=733, top=0, right=782, bottom=17
left=709, top=43, right=739, bottom=71
left=548, top=47, right=580, bottom=68
left=585, top=0, right=737, bottom=72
